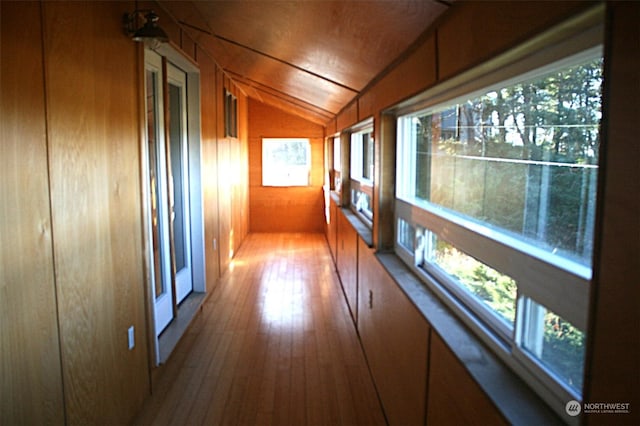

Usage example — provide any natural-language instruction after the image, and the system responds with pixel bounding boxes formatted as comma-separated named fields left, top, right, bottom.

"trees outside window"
left=396, top=50, right=602, bottom=402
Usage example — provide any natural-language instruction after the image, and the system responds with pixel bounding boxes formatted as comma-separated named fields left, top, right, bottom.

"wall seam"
left=39, top=1, right=68, bottom=423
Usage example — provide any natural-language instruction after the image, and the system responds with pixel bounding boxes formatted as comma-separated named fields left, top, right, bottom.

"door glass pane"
left=146, top=69, right=165, bottom=299
left=169, top=83, right=187, bottom=272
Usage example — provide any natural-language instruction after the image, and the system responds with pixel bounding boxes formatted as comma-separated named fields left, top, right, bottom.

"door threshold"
left=158, top=292, right=206, bottom=364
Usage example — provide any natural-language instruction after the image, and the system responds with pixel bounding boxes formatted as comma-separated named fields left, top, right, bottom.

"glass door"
left=167, top=63, right=193, bottom=304
left=144, top=50, right=173, bottom=335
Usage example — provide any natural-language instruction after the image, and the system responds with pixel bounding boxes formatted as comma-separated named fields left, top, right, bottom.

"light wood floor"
left=134, top=233, right=387, bottom=426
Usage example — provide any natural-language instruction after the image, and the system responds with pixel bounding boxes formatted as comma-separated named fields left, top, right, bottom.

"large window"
left=396, top=46, right=602, bottom=407
left=262, top=138, right=311, bottom=186
left=350, top=124, right=374, bottom=224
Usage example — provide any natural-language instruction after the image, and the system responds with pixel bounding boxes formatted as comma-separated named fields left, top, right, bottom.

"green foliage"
left=435, top=244, right=516, bottom=323
left=414, top=58, right=603, bottom=265
left=542, top=312, right=585, bottom=391
left=435, top=242, right=585, bottom=391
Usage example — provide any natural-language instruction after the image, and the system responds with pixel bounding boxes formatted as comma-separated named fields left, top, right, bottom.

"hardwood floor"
left=134, top=233, right=387, bottom=426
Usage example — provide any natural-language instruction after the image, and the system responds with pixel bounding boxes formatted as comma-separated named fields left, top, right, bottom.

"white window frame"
left=349, top=120, right=374, bottom=226
left=392, top=21, right=603, bottom=420
left=262, top=138, right=311, bottom=187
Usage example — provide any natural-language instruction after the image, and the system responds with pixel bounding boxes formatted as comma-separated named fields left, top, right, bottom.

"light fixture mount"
left=123, top=9, right=169, bottom=49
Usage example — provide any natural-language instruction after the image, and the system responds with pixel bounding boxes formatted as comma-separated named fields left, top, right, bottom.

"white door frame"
left=142, top=46, right=206, bottom=365
left=143, top=50, right=174, bottom=337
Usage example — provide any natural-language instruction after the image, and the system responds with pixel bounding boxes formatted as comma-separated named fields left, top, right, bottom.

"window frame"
left=392, top=23, right=603, bottom=415
left=332, top=134, right=342, bottom=191
left=261, top=138, right=312, bottom=187
left=224, top=89, right=238, bottom=138
left=349, top=120, right=375, bottom=226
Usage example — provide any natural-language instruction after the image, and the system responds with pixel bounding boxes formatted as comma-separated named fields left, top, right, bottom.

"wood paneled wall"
left=333, top=1, right=593, bottom=248
left=584, top=2, right=640, bottom=424
left=198, top=50, right=221, bottom=285
left=327, top=2, right=640, bottom=425
left=0, top=2, right=65, bottom=424
left=248, top=100, right=325, bottom=233
left=337, top=211, right=359, bottom=323
left=427, top=334, right=507, bottom=425
left=357, top=239, right=430, bottom=426
left=1, top=0, right=250, bottom=423
left=42, top=2, right=149, bottom=423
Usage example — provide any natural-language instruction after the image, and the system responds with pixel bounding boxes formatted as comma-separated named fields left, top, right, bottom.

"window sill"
left=375, top=253, right=563, bottom=425
left=340, top=207, right=373, bottom=248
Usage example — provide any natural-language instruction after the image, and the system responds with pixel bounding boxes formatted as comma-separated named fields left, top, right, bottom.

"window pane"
left=425, top=231, right=517, bottom=325
left=333, top=136, right=341, bottom=172
left=520, top=297, right=585, bottom=393
left=397, top=218, right=415, bottom=253
left=362, top=132, right=374, bottom=181
left=262, top=138, right=311, bottom=186
left=351, top=188, right=372, bottom=220
left=350, top=129, right=374, bottom=183
left=402, top=57, right=602, bottom=266
left=169, top=83, right=187, bottom=272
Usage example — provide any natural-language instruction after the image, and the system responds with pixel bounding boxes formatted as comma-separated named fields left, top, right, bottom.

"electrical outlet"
left=128, top=326, right=135, bottom=350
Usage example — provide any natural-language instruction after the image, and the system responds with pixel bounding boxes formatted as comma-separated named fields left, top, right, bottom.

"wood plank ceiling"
left=159, top=1, right=452, bottom=125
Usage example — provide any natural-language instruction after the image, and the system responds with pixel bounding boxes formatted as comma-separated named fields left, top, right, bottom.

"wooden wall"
left=584, top=2, right=640, bottom=425
left=199, top=51, right=221, bottom=285
left=358, top=238, right=430, bottom=426
left=43, top=2, right=149, bottom=423
left=248, top=100, right=325, bottom=233
left=0, top=2, right=65, bottom=424
left=328, top=1, right=640, bottom=425
left=1, top=0, right=250, bottom=424
left=215, top=73, right=250, bottom=272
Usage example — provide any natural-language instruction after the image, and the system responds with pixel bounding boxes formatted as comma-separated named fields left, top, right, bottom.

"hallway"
left=134, top=233, right=387, bottom=426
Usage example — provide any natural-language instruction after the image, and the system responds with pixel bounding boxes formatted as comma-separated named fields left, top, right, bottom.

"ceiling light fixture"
left=123, top=10, right=169, bottom=50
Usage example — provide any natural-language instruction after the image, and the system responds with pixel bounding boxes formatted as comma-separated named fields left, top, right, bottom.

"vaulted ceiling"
left=159, top=1, right=453, bottom=125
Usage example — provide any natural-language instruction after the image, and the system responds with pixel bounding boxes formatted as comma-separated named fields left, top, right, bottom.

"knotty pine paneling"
left=357, top=239, right=430, bottom=426
left=42, top=2, right=149, bottom=424
left=248, top=99, right=325, bottom=233
left=427, top=333, right=507, bottom=425
left=0, top=2, right=65, bottom=424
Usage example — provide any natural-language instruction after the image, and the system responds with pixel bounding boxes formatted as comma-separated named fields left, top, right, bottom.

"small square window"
left=262, top=138, right=311, bottom=187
